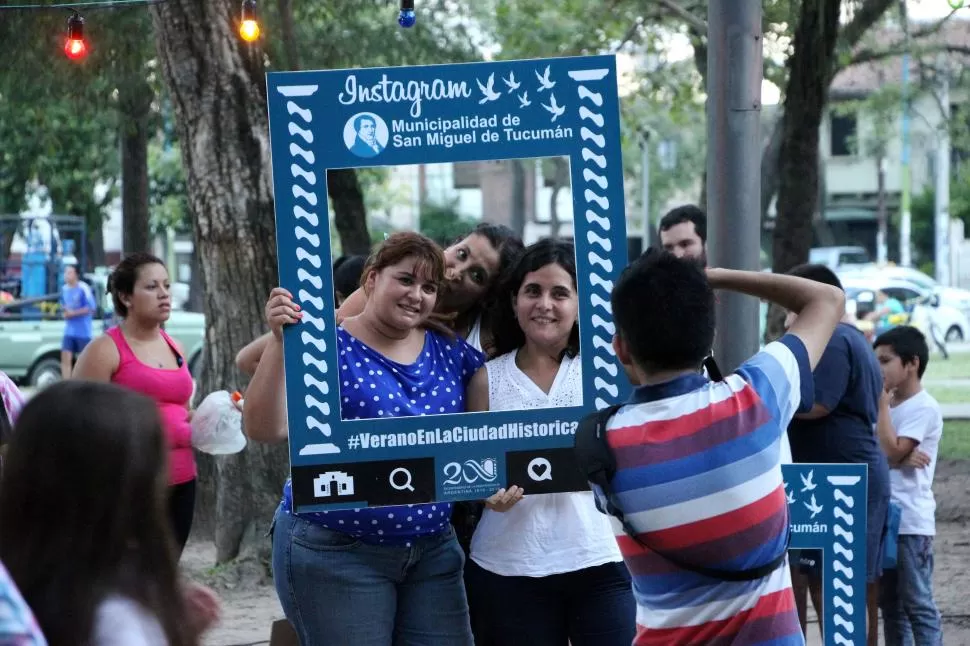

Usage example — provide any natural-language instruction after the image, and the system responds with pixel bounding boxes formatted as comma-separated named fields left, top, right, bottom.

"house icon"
left=313, top=471, right=355, bottom=498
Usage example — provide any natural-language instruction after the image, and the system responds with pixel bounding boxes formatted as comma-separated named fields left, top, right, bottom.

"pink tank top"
left=106, top=326, right=197, bottom=485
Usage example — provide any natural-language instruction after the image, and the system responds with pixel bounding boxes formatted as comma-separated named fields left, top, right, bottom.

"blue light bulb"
left=398, top=8, right=416, bottom=28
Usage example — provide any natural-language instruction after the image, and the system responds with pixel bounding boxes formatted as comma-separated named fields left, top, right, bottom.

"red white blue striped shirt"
left=596, top=335, right=812, bottom=645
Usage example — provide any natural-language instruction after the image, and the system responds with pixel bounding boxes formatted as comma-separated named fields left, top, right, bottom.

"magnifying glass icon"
left=389, top=467, right=415, bottom=492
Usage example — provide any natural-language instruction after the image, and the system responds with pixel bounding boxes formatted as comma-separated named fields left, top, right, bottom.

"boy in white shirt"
left=873, top=325, right=943, bottom=645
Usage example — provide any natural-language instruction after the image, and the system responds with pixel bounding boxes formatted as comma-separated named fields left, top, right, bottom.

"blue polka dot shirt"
left=281, top=327, right=485, bottom=546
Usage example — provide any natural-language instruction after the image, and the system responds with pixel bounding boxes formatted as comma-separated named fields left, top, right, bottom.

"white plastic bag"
left=191, top=390, right=247, bottom=455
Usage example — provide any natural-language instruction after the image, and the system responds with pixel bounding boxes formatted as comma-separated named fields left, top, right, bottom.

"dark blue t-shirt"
left=281, top=326, right=485, bottom=546
left=789, top=323, right=889, bottom=484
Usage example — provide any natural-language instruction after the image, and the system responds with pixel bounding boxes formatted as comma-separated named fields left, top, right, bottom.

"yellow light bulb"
left=239, top=19, right=260, bottom=42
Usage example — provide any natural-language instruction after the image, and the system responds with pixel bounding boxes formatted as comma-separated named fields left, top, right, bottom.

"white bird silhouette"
left=503, top=71, right=520, bottom=93
left=784, top=482, right=796, bottom=505
left=476, top=73, right=501, bottom=104
left=800, top=469, right=817, bottom=493
left=518, top=91, right=531, bottom=108
left=535, top=65, right=556, bottom=92
left=804, top=494, right=823, bottom=519
left=541, top=93, right=565, bottom=121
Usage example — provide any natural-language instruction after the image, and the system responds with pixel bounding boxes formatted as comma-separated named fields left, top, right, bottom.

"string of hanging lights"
left=2, top=0, right=414, bottom=62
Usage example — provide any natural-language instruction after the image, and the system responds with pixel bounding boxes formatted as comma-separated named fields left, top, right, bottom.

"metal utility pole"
left=706, top=0, right=763, bottom=373
left=935, top=52, right=951, bottom=286
left=640, top=131, right=651, bottom=255
left=877, top=156, right=889, bottom=264
left=899, top=0, right=913, bottom=267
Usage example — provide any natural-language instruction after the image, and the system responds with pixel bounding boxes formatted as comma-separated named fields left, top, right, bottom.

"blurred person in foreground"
left=0, top=381, right=220, bottom=646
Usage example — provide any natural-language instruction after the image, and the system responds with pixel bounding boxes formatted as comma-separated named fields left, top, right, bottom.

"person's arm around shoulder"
left=72, top=335, right=121, bottom=382
left=335, top=288, right=366, bottom=325
left=235, top=332, right=273, bottom=377
left=243, top=288, right=301, bottom=444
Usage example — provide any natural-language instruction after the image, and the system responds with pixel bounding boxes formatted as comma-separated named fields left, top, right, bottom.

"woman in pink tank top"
left=73, top=252, right=197, bottom=555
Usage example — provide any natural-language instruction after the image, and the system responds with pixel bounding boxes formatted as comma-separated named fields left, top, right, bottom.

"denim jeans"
left=880, top=534, right=943, bottom=646
left=464, top=558, right=636, bottom=646
left=271, top=507, right=473, bottom=646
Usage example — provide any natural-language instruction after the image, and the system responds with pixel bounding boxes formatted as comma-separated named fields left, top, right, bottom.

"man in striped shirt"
left=602, top=252, right=844, bottom=645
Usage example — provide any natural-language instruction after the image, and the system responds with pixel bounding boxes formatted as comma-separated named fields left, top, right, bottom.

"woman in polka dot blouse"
left=236, top=223, right=525, bottom=553
left=244, top=232, right=485, bottom=645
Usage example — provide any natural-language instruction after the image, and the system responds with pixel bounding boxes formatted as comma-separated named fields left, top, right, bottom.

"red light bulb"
left=64, top=12, right=88, bottom=61
left=64, top=37, right=87, bottom=60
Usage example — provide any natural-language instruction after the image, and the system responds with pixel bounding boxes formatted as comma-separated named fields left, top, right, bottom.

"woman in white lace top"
left=462, top=239, right=635, bottom=646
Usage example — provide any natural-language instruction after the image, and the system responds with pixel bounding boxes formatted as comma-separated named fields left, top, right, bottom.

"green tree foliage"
left=476, top=0, right=712, bottom=229
left=911, top=186, right=936, bottom=270
left=148, top=140, right=189, bottom=235
left=911, top=168, right=970, bottom=275
left=0, top=7, right=157, bottom=258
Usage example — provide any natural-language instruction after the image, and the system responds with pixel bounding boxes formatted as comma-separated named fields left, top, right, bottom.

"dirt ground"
left=184, top=459, right=970, bottom=646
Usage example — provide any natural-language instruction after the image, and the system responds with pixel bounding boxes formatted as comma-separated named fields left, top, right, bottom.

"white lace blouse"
left=469, top=351, right=622, bottom=577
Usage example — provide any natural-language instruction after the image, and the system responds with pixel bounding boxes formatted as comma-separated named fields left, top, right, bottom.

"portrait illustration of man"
left=348, top=114, right=383, bottom=158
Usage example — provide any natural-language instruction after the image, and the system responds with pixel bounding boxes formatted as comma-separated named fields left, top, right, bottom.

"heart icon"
left=527, top=457, right=552, bottom=481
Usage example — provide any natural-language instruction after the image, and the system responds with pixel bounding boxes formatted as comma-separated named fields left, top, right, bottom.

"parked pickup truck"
left=0, top=273, right=205, bottom=388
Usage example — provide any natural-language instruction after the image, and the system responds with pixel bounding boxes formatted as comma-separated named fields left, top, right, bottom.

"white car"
left=840, top=265, right=970, bottom=321
left=842, top=277, right=968, bottom=342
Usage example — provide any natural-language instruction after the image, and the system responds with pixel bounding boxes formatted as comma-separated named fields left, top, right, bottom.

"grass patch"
left=924, top=353, right=970, bottom=381
left=940, top=420, right=970, bottom=460
left=924, top=387, right=969, bottom=405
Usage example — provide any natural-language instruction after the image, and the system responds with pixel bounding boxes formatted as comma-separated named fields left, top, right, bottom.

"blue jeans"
left=464, top=559, right=635, bottom=646
left=271, top=507, right=473, bottom=646
left=880, top=535, right=942, bottom=646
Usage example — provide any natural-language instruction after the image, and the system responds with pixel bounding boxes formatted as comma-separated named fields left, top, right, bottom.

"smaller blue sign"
left=783, top=463, right=868, bottom=646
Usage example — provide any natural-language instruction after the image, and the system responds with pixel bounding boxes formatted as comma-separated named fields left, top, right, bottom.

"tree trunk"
left=119, top=77, right=153, bottom=255
left=510, top=160, right=527, bottom=238
left=761, top=116, right=784, bottom=221
left=767, top=0, right=842, bottom=341
left=87, top=222, right=105, bottom=269
left=276, top=0, right=300, bottom=71
left=814, top=154, right=835, bottom=246
left=691, top=31, right=709, bottom=212
left=757, top=0, right=895, bottom=241
left=548, top=158, right=569, bottom=239
left=329, top=169, right=372, bottom=255
left=876, top=153, right=888, bottom=263
left=187, top=247, right=204, bottom=312
left=149, top=0, right=289, bottom=564
left=273, top=0, right=370, bottom=257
